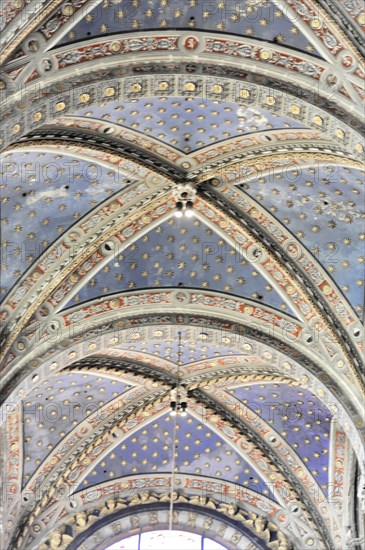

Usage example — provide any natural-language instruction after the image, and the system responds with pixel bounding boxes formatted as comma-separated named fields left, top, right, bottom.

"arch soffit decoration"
left=7, top=372, right=329, bottom=550
left=1, top=0, right=365, bottom=89
left=2, top=0, right=361, bottom=100
left=3, top=320, right=359, bottom=549
left=6, top=339, right=354, bottom=549
left=1, top=167, right=362, bottom=536
left=17, top=357, right=329, bottom=501
left=4, top=305, right=364, bottom=465
left=18, top=364, right=337, bottom=534
left=3, top=31, right=363, bottom=108
left=31, top=475, right=303, bottom=550
left=59, top=506, right=259, bottom=550
left=1, top=53, right=365, bottom=153
left=1, top=182, right=363, bottom=387
left=1, top=309, right=360, bottom=549
left=0, top=144, right=363, bottom=331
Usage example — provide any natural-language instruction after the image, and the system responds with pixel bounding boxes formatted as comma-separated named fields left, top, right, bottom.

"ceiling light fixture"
left=185, top=200, right=194, bottom=217
left=174, top=201, right=184, bottom=218
left=173, top=184, right=196, bottom=218
left=169, top=333, right=188, bottom=417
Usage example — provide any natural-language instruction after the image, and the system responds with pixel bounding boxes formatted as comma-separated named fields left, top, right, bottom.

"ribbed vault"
left=0, top=2, right=364, bottom=550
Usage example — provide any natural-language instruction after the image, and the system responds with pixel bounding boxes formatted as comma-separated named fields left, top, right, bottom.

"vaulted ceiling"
left=0, top=1, right=364, bottom=549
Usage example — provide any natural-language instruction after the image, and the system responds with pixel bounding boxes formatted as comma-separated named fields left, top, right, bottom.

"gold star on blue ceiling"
left=66, top=216, right=294, bottom=315
left=79, top=411, right=277, bottom=502
left=72, top=97, right=306, bottom=154
left=21, top=371, right=132, bottom=485
left=228, top=382, right=332, bottom=495
left=238, top=165, right=365, bottom=316
left=57, top=0, right=321, bottom=57
left=0, top=150, right=136, bottom=300
left=108, top=326, right=248, bottom=364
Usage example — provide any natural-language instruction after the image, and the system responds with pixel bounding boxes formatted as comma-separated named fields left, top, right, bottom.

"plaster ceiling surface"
left=22, top=371, right=133, bottom=484
left=65, top=216, right=294, bottom=315
left=109, top=333, right=241, bottom=365
left=57, top=0, right=321, bottom=57
left=98, top=324, right=278, bottom=371
left=238, top=164, right=365, bottom=316
left=70, top=97, right=306, bottom=153
left=0, top=149, right=136, bottom=299
left=78, top=410, right=277, bottom=502
left=227, top=382, right=333, bottom=496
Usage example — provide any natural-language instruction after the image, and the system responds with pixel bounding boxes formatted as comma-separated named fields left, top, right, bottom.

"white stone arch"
left=1, top=322, right=358, bottom=549
left=3, top=300, right=364, bottom=461
left=31, top=474, right=308, bottom=549
left=1, top=191, right=361, bottom=434
left=1, top=188, right=354, bottom=361
left=1, top=51, right=364, bottom=151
